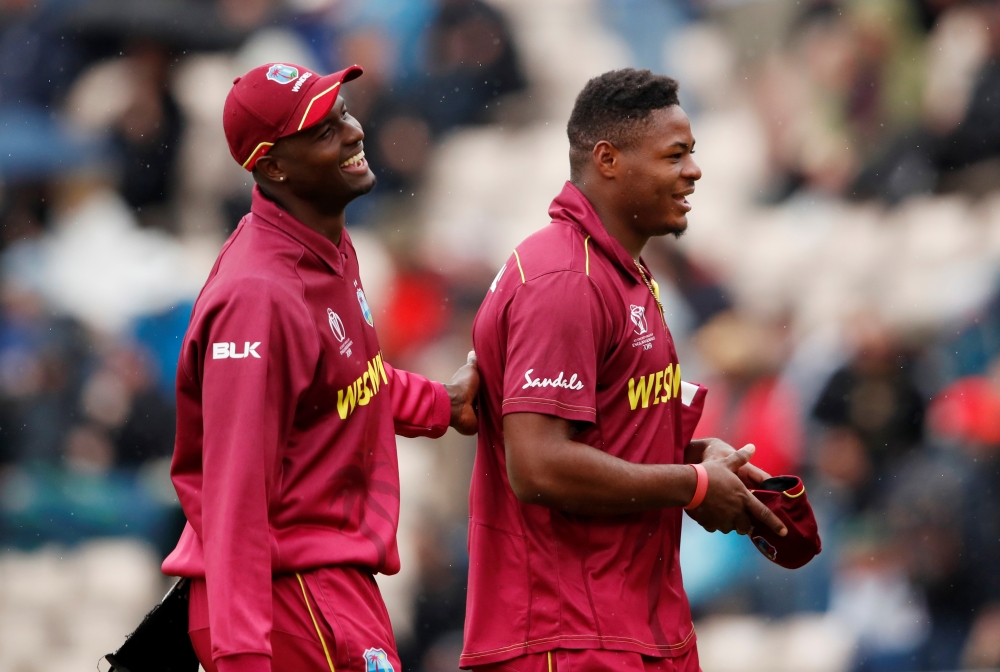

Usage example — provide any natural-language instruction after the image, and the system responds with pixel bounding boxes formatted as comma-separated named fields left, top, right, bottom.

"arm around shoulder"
left=385, top=351, right=479, bottom=438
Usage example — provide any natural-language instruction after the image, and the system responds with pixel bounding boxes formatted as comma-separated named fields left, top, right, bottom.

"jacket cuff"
left=216, top=653, right=271, bottom=672
left=430, top=381, right=452, bottom=437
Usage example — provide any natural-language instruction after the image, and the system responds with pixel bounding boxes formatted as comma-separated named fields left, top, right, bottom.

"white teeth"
left=340, top=150, right=365, bottom=168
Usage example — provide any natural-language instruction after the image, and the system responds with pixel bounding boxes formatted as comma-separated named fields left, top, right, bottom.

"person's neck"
left=574, top=179, right=648, bottom=261
left=263, top=189, right=346, bottom=245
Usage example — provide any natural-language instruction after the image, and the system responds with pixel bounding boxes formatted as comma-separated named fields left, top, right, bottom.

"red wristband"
left=684, top=464, right=709, bottom=510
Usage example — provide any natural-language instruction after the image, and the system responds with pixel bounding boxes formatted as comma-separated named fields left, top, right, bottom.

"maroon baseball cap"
left=223, top=62, right=363, bottom=171
left=749, top=476, right=822, bottom=569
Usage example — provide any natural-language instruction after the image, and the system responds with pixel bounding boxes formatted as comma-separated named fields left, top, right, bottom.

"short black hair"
left=567, top=68, right=680, bottom=173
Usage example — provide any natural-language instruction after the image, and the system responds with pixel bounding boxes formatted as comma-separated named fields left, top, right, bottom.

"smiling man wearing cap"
left=161, top=62, right=479, bottom=672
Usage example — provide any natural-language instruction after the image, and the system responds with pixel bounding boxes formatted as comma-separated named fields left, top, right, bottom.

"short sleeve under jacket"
left=462, top=181, right=704, bottom=667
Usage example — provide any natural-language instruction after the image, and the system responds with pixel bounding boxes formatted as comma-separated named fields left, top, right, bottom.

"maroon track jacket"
left=163, top=186, right=450, bottom=670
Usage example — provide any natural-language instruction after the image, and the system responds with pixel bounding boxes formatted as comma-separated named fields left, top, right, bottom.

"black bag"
left=104, top=578, right=200, bottom=672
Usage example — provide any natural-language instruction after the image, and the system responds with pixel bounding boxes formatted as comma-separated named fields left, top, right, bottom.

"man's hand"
left=686, top=437, right=770, bottom=488
left=686, top=445, right=787, bottom=537
left=445, top=351, right=479, bottom=435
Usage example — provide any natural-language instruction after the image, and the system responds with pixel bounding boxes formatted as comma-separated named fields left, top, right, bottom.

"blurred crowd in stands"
left=2, top=0, right=1000, bottom=671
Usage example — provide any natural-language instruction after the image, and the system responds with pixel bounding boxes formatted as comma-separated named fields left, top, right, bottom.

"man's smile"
left=673, top=187, right=694, bottom=212
left=340, top=148, right=368, bottom=174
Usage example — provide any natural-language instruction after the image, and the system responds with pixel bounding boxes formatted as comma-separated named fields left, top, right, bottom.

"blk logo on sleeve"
left=489, top=263, right=506, bottom=292
left=212, top=342, right=261, bottom=359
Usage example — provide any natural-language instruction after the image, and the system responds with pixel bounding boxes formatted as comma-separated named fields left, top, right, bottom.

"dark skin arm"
left=504, top=413, right=787, bottom=536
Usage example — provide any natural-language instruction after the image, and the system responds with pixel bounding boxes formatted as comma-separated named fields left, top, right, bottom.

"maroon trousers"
left=470, top=647, right=701, bottom=672
left=189, top=566, right=401, bottom=672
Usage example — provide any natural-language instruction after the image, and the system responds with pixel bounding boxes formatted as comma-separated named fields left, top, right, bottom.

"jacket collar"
left=248, top=185, right=346, bottom=276
left=548, top=181, right=644, bottom=285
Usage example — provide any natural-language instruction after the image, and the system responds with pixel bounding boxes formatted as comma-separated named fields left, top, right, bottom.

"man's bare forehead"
left=637, top=107, right=694, bottom=149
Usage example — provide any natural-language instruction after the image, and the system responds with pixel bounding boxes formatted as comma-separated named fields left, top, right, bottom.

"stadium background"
left=2, top=0, right=1000, bottom=670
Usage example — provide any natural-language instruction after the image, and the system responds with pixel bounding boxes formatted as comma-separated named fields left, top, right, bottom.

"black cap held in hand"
left=749, top=476, right=822, bottom=569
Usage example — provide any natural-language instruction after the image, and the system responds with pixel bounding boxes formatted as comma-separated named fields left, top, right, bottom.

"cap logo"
left=753, top=535, right=778, bottom=561
left=291, top=71, right=313, bottom=92
left=266, top=64, right=300, bottom=84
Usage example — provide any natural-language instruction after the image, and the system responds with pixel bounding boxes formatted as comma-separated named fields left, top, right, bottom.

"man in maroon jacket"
left=162, top=63, right=478, bottom=672
left=462, top=69, right=786, bottom=672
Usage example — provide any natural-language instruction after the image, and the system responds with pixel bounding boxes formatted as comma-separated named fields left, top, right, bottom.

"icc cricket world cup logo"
left=630, top=304, right=648, bottom=336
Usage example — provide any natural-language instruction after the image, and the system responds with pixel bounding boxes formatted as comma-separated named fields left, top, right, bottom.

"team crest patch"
left=363, top=647, right=394, bottom=671
left=753, top=535, right=778, bottom=562
left=266, top=64, right=299, bottom=84
left=357, top=288, right=374, bottom=327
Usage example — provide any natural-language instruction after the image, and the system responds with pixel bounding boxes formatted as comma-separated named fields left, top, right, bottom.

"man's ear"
left=254, top=154, right=286, bottom=183
left=592, top=140, right=619, bottom=179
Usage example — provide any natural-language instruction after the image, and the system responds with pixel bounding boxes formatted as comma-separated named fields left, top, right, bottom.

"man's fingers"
left=747, top=496, right=787, bottom=537
left=737, top=463, right=770, bottom=487
left=728, top=510, right=752, bottom=536
left=725, top=444, right=755, bottom=471
left=732, top=509, right=753, bottom=535
left=467, top=350, right=477, bottom=366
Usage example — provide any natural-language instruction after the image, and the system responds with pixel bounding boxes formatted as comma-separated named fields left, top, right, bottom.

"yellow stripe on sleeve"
left=512, top=249, right=526, bottom=283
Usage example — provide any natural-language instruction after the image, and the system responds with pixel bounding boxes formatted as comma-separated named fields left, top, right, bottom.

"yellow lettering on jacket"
left=628, top=363, right=681, bottom=411
left=337, top=384, right=357, bottom=420
left=358, top=371, right=372, bottom=406
left=336, top=352, right=387, bottom=419
left=628, top=375, right=655, bottom=410
left=375, top=352, right=388, bottom=385
left=367, top=359, right=380, bottom=394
